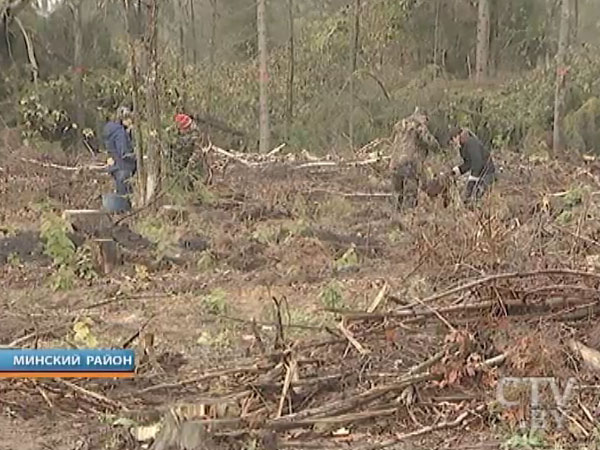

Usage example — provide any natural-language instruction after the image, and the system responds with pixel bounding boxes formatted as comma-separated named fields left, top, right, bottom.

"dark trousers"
left=112, top=169, right=134, bottom=196
left=392, top=160, right=420, bottom=211
left=463, top=171, right=496, bottom=205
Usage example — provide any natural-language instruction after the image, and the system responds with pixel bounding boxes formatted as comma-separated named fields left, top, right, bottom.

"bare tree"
left=432, top=0, right=441, bottom=70
left=188, top=0, right=197, bottom=66
left=207, top=0, right=217, bottom=116
left=475, top=0, right=490, bottom=82
left=177, top=0, right=187, bottom=110
left=552, top=0, right=571, bottom=157
left=285, top=0, right=294, bottom=140
left=349, top=0, right=360, bottom=149
left=257, top=0, right=270, bottom=153
left=143, top=0, right=161, bottom=203
left=569, top=0, right=578, bottom=45
left=122, top=0, right=161, bottom=205
left=69, top=0, right=84, bottom=134
left=0, top=0, right=38, bottom=81
left=123, top=0, right=146, bottom=205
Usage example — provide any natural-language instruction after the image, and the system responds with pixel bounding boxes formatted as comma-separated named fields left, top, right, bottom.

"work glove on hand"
left=107, top=157, right=114, bottom=166
left=451, top=166, right=461, bottom=176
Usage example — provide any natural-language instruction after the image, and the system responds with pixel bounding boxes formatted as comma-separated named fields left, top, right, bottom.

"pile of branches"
left=23, top=268, right=593, bottom=450
left=206, top=141, right=390, bottom=171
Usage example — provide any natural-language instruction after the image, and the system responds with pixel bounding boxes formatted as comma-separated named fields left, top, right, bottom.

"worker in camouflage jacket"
left=389, top=108, right=441, bottom=211
left=172, top=113, right=210, bottom=189
left=447, top=127, right=496, bottom=205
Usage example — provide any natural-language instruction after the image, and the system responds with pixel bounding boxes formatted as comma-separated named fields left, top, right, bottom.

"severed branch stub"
left=338, top=320, right=370, bottom=355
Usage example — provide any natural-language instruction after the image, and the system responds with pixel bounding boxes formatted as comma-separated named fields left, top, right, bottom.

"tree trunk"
left=143, top=0, right=161, bottom=204
left=177, top=0, right=187, bottom=110
left=432, top=0, right=440, bottom=70
left=130, top=42, right=146, bottom=207
left=256, top=0, right=270, bottom=153
left=349, top=0, right=360, bottom=150
left=178, top=22, right=187, bottom=110
left=71, top=0, right=84, bottom=135
left=475, top=0, right=490, bottom=82
left=189, top=0, right=197, bottom=66
left=123, top=0, right=145, bottom=206
left=285, top=0, right=294, bottom=140
left=569, top=0, right=578, bottom=45
left=207, top=0, right=217, bottom=116
left=552, top=0, right=571, bottom=158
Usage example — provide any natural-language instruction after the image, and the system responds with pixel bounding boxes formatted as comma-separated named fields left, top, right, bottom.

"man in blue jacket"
left=103, top=106, right=137, bottom=196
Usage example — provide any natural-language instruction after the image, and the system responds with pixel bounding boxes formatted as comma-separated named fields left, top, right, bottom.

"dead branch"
left=355, top=404, right=486, bottom=450
left=367, top=283, right=388, bottom=313
left=266, top=372, right=436, bottom=429
left=54, top=379, right=126, bottom=410
left=338, top=320, right=370, bottom=355
left=568, top=339, right=600, bottom=372
left=309, top=189, right=393, bottom=198
left=138, top=363, right=274, bottom=394
left=20, top=157, right=107, bottom=172
left=396, top=269, right=600, bottom=311
left=276, top=358, right=297, bottom=418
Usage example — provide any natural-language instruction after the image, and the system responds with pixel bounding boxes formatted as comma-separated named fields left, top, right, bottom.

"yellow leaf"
left=73, top=317, right=98, bottom=348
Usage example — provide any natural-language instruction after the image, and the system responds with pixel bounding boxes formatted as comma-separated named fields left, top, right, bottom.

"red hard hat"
left=174, top=113, right=193, bottom=131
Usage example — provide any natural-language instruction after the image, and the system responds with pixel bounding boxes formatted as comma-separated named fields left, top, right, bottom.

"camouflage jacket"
left=389, top=113, right=440, bottom=173
left=171, top=130, right=202, bottom=170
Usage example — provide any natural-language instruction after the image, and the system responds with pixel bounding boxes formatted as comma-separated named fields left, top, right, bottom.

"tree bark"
left=71, top=0, right=84, bottom=135
left=123, top=0, right=145, bottom=206
left=188, top=0, right=197, bottom=66
left=475, top=0, right=490, bottom=82
left=207, top=0, right=217, bottom=116
left=256, top=0, right=270, bottom=153
left=569, top=0, right=578, bottom=45
left=143, top=0, right=161, bottom=204
left=432, top=0, right=440, bottom=70
left=177, top=0, right=187, bottom=110
left=349, top=0, right=360, bottom=149
left=552, top=0, right=571, bottom=158
left=285, top=0, right=294, bottom=140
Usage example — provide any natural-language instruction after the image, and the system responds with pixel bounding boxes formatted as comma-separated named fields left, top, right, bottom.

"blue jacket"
left=103, top=121, right=136, bottom=174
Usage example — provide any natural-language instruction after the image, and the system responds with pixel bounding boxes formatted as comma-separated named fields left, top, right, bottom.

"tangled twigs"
left=138, top=363, right=275, bottom=394
left=355, top=404, right=487, bottom=450
left=396, top=269, right=600, bottom=312
left=266, top=373, right=436, bottom=430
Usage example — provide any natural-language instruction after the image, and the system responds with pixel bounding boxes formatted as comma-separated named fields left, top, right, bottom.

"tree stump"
left=93, top=238, right=119, bottom=275
left=62, top=209, right=112, bottom=236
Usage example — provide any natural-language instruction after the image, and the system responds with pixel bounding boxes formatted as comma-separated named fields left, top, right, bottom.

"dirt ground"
left=2, top=142, right=600, bottom=450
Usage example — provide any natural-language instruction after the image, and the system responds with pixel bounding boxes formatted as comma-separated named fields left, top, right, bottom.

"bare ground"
left=2, top=143, right=600, bottom=450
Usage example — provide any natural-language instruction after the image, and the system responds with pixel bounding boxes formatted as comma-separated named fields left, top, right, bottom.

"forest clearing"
left=1, top=0, right=600, bottom=449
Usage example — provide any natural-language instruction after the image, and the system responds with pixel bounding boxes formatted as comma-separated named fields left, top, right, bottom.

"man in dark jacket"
left=448, top=127, right=496, bottom=205
left=103, top=106, right=136, bottom=196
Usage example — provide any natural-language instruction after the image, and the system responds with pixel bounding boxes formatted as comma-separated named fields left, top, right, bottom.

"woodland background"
left=0, top=0, right=599, bottom=160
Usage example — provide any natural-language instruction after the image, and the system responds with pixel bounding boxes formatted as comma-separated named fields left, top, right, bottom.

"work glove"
left=107, top=157, right=114, bottom=166
left=451, top=166, right=461, bottom=176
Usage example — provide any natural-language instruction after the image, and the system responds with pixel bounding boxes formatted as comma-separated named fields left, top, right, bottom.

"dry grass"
left=2, top=144, right=600, bottom=449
